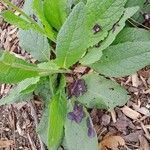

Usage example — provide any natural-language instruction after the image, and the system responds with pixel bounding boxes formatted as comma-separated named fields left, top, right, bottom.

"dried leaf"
left=99, top=135, right=125, bottom=150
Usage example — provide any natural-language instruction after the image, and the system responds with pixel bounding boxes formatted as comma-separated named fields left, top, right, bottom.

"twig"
left=28, top=101, right=46, bottom=150
left=27, top=133, right=37, bottom=150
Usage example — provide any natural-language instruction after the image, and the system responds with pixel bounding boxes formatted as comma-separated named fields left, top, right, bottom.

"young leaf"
left=48, top=92, right=67, bottom=149
left=1, top=10, right=32, bottom=29
left=18, top=29, right=50, bottom=62
left=77, top=74, right=129, bottom=109
left=86, top=0, right=127, bottom=47
left=43, top=0, right=67, bottom=30
left=113, top=27, right=150, bottom=44
left=56, top=2, right=88, bottom=68
left=0, top=51, right=39, bottom=83
left=65, top=101, right=98, bottom=150
left=91, top=42, right=150, bottom=77
left=32, top=0, right=55, bottom=41
left=80, top=6, right=139, bottom=65
left=0, top=77, right=39, bottom=105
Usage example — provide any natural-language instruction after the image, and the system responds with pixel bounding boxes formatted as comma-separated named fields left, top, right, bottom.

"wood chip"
left=0, top=140, right=13, bottom=148
left=110, top=109, right=117, bottom=123
left=121, top=106, right=141, bottom=120
left=132, top=73, right=140, bottom=87
left=139, top=136, right=150, bottom=150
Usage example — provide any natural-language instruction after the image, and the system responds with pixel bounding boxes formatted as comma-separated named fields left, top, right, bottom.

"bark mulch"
left=0, top=1, right=150, bottom=150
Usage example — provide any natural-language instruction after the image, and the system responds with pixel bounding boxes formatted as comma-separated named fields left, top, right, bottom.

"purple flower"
left=67, top=104, right=85, bottom=124
left=86, top=118, right=96, bottom=138
left=93, top=24, right=102, bottom=34
left=68, top=79, right=87, bottom=98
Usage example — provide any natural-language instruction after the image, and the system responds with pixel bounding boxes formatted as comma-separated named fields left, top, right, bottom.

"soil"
left=0, top=1, right=150, bottom=150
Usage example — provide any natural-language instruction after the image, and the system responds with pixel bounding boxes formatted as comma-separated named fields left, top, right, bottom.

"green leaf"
left=48, top=92, right=67, bottom=149
left=43, top=0, right=67, bottom=30
left=77, top=74, right=129, bottom=109
left=99, top=7, right=139, bottom=51
left=113, top=27, right=150, bottom=44
left=0, top=51, right=39, bottom=83
left=37, top=107, right=63, bottom=150
left=91, top=42, right=150, bottom=77
left=38, top=61, right=60, bottom=71
left=1, top=10, right=32, bottom=29
left=0, top=77, right=39, bottom=105
left=56, top=2, right=88, bottom=68
left=18, top=29, right=50, bottom=62
left=125, top=0, right=148, bottom=23
left=32, top=0, right=55, bottom=40
left=34, top=77, right=52, bottom=104
left=65, top=101, right=98, bottom=150
left=37, top=107, right=49, bottom=145
left=80, top=6, right=138, bottom=65
left=86, top=0, right=127, bottom=47
left=80, top=47, right=103, bottom=66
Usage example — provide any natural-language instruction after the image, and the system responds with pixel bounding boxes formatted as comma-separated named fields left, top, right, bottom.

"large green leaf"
left=125, top=0, right=149, bottom=23
left=48, top=92, right=67, bottom=149
left=0, top=77, right=39, bottom=105
left=0, top=51, right=39, bottom=83
left=37, top=107, right=63, bottom=150
left=18, top=29, right=50, bottom=62
left=77, top=74, right=129, bottom=109
left=56, top=2, right=88, bottom=68
left=113, top=27, right=150, bottom=44
left=80, top=6, right=138, bottom=65
left=65, top=101, right=98, bottom=150
left=43, top=0, right=67, bottom=30
left=91, top=42, right=150, bottom=77
left=32, top=0, right=55, bottom=40
left=86, top=0, right=127, bottom=47
left=1, top=10, right=32, bottom=30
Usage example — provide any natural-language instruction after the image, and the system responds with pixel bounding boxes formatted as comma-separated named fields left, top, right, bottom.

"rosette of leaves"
left=0, top=0, right=150, bottom=149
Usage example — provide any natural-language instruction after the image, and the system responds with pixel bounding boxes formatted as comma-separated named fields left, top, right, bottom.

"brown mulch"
left=0, top=1, right=150, bottom=150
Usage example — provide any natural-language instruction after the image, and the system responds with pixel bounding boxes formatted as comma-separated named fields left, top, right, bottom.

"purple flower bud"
left=93, top=24, right=102, bottom=34
left=88, top=127, right=96, bottom=138
left=67, top=104, right=85, bottom=124
left=86, top=117, right=96, bottom=138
